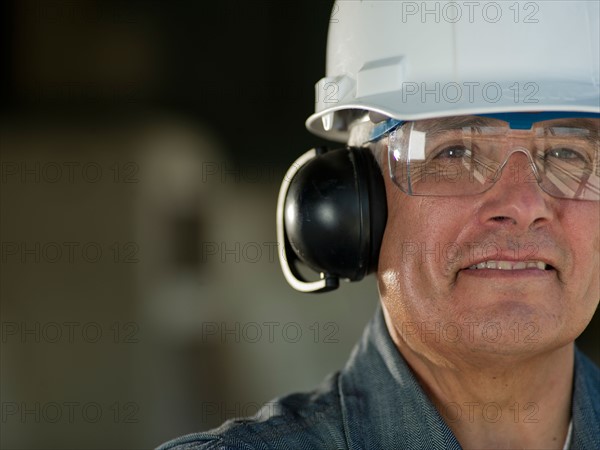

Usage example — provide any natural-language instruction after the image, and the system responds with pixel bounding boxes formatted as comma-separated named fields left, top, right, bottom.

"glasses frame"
left=385, top=113, right=599, bottom=201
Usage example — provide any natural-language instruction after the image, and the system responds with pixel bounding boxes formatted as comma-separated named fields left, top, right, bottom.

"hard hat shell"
left=306, top=1, right=600, bottom=142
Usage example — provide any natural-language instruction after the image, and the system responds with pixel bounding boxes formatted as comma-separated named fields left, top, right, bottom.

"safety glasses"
left=387, top=113, right=599, bottom=201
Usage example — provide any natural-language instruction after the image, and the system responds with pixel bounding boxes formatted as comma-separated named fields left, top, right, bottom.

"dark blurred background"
left=0, top=1, right=597, bottom=449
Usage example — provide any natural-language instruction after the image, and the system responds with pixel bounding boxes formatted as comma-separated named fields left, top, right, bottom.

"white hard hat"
left=306, top=0, right=600, bottom=142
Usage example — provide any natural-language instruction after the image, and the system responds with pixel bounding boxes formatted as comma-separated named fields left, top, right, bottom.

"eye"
left=432, top=145, right=471, bottom=160
left=544, top=147, right=588, bottom=164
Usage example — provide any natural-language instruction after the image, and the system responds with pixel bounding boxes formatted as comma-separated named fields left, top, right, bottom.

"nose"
left=477, top=150, right=554, bottom=231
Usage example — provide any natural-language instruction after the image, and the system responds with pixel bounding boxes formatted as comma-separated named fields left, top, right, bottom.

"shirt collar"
left=571, top=347, right=600, bottom=449
left=339, top=305, right=462, bottom=450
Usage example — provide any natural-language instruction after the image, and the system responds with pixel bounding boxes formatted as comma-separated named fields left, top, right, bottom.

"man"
left=159, top=1, right=599, bottom=448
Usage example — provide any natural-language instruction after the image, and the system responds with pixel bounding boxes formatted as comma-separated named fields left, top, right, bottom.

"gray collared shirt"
left=158, top=306, right=600, bottom=449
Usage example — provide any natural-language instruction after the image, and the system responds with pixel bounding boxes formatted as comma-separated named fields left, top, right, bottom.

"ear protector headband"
left=276, top=146, right=388, bottom=293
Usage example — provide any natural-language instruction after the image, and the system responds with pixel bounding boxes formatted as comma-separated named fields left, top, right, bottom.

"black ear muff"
left=276, top=147, right=387, bottom=293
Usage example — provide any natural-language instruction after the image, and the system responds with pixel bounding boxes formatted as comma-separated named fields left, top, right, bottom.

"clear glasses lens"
left=388, top=117, right=599, bottom=200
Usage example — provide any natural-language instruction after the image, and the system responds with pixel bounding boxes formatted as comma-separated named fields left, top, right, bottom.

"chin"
left=456, top=290, right=563, bottom=322
left=461, top=333, right=576, bottom=365
left=451, top=299, right=570, bottom=351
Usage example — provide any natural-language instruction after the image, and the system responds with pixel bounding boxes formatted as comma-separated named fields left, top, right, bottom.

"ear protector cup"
left=276, top=147, right=387, bottom=293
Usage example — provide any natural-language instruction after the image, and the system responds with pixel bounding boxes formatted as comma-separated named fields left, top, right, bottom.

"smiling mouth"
left=466, top=260, right=554, bottom=271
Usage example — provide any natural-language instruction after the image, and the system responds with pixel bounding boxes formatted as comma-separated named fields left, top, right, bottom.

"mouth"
left=466, top=260, right=555, bottom=271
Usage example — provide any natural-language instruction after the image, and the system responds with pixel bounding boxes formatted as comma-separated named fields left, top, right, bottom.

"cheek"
left=378, top=184, right=426, bottom=272
left=561, top=203, right=600, bottom=315
left=377, top=185, right=423, bottom=307
left=377, top=185, right=461, bottom=306
left=588, top=234, right=599, bottom=297
left=567, top=203, right=599, bottom=272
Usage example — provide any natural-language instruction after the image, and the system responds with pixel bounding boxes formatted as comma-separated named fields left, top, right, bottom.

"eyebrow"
left=437, top=116, right=497, bottom=129
left=410, top=116, right=503, bottom=134
left=546, top=118, right=599, bottom=128
left=541, top=119, right=599, bottom=148
left=545, top=128, right=599, bottom=149
left=411, top=116, right=599, bottom=135
left=543, top=119, right=599, bottom=136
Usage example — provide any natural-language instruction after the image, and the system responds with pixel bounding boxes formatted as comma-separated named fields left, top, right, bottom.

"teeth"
left=468, top=261, right=548, bottom=270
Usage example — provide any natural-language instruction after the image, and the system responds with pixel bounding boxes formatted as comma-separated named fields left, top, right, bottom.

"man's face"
left=377, top=117, right=600, bottom=364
